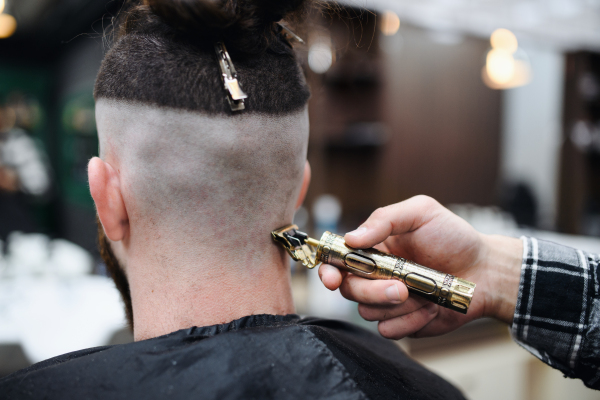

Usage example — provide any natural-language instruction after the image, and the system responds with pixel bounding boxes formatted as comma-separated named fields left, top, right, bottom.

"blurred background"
left=0, top=0, right=599, bottom=398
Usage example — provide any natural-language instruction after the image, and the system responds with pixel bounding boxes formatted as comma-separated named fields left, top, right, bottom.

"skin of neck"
left=125, top=232, right=296, bottom=341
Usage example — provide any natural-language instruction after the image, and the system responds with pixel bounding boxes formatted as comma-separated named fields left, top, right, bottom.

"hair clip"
left=278, top=23, right=305, bottom=45
left=214, top=41, right=248, bottom=112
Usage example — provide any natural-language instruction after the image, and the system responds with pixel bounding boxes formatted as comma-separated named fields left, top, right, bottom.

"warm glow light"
left=0, top=0, right=5, bottom=15
left=484, top=29, right=529, bottom=89
left=483, top=58, right=531, bottom=89
left=380, top=11, right=400, bottom=36
left=308, top=42, right=333, bottom=74
left=486, top=48, right=515, bottom=85
left=0, top=13, right=16, bottom=39
left=490, top=28, right=518, bottom=54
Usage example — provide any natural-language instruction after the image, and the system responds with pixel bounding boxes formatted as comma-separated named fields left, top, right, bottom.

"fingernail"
left=425, top=303, right=438, bottom=314
left=384, top=284, right=401, bottom=303
left=347, top=227, right=367, bottom=237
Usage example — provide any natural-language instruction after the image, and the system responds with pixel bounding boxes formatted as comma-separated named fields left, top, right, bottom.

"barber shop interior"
left=1, top=0, right=600, bottom=399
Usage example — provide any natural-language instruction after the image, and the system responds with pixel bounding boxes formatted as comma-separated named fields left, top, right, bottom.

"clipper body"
left=315, top=232, right=475, bottom=313
left=272, top=225, right=476, bottom=314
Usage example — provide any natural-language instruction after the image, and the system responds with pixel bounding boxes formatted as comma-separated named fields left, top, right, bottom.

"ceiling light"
left=483, top=28, right=530, bottom=90
left=490, top=28, right=518, bottom=54
left=0, top=0, right=5, bottom=15
left=482, top=53, right=531, bottom=89
left=486, top=49, right=515, bottom=85
left=308, top=32, right=334, bottom=74
left=0, top=13, right=16, bottom=39
left=380, top=11, right=400, bottom=36
left=308, top=42, right=333, bottom=74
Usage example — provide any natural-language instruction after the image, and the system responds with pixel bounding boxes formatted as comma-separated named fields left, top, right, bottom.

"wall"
left=306, top=22, right=503, bottom=230
left=500, top=47, right=565, bottom=229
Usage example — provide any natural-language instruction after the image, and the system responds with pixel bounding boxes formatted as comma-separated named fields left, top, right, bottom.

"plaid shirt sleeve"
left=512, top=237, right=600, bottom=389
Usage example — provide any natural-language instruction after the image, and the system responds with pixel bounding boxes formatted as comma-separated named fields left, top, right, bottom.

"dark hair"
left=94, top=0, right=311, bottom=114
left=95, top=0, right=312, bottom=329
left=97, top=217, right=134, bottom=328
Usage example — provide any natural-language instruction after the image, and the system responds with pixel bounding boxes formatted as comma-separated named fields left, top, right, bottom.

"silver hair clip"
left=278, top=23, right=305, bottom=45
left=215, top=41, right=248, bottom=112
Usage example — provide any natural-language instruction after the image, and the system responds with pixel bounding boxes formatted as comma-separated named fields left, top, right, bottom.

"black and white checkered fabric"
left=512, top=237, right=600, bottom=389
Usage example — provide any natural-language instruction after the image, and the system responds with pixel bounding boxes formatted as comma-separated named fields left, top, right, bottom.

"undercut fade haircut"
left=94, top=0, right=312, bottom=329
left=94, top=0, right=312, bottom=114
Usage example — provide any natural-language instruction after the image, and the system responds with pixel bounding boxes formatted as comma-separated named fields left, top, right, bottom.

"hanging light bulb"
left=482, top=28, right=531, bottom=89
left=490, top=28, right=518, bottom=53
left=308, top=31, right=334, bottom=74
left=379, top=11, right=400, bottom=36
left=0, top=13, right=16, bottom=39
left=486, top=49, right=515, bottom=85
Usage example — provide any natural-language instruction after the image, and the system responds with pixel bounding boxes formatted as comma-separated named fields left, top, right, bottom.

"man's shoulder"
left=0, top=316, right=464, bottom=400
left=0, top=345, right=111, bottom=381
left=297, top=316, right=408, bottom=361
left=297, top=317, right=465, bottom=399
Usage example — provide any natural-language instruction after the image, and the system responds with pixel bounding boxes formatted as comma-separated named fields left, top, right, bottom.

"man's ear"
left=295, top=161, right=311, bottom=209
left=88, top=157, right=129, bottom=241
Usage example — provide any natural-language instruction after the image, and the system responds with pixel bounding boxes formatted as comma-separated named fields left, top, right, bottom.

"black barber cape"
left=0, top=314, right=465, bottom=400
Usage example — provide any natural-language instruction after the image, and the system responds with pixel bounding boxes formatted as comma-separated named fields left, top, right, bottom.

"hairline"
left=95, top=97, right=309, bottom=117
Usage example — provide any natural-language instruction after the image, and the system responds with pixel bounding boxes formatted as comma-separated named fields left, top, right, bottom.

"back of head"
left=96, top=0, right=311, bottom=113
left=94, top=0, right=311, bottom=326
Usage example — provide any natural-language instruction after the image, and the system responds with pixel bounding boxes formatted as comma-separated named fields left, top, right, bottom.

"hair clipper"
left=272, top=224, right=476, bottom=314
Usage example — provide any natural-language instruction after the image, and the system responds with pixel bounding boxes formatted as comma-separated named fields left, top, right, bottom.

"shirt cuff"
left=511, top=236, right=600, bottom=389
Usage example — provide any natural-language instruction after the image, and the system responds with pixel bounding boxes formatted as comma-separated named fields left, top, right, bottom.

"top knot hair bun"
left=127, top=0, right=309, bottom=54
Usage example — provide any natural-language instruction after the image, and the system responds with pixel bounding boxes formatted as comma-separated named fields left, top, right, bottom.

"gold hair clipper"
left=272, top=224, right=476, bottom=314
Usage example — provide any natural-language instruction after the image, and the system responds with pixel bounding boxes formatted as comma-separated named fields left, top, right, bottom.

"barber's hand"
left=318, top=195, right=522, bottom=340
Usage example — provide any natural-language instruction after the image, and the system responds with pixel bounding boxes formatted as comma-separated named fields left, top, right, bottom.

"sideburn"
left=97, top=215, right=134, bottom=330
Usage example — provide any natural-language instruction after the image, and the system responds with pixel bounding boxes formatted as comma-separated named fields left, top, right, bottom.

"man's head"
left=90, top=0, right=312, bottom=328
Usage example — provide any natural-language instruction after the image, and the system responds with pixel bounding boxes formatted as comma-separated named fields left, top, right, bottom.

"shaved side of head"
left=96, top=100, right=308, bottom=265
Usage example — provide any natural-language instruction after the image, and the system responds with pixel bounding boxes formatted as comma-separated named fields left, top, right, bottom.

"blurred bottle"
left=307, top=194, right=352, bottom=320
left=48, top=239, right=93, bottom=277
left=312, top=194, right=342, bottom=237
left=5, top=232, right=50, bottom=276
left=3, top=232, right=92, bottom=278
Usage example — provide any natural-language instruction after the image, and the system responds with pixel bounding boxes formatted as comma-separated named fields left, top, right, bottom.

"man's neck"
left=126, top=240, right=295, bottom=341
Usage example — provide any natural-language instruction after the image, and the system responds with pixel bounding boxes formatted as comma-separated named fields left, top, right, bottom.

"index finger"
left=344, top=195, right=443, bottom=249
